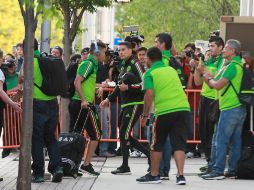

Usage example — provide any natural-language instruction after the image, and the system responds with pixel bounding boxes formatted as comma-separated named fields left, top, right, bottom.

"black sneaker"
left=111, top=166, right=131, bottom=175
left=160, top=171, right=169, bottom=180
left=52, top=167, right=63, bottom=183
left=0, top=177, right=3, bottom=182
left=202, top=171, right=225, bottom=180
left=224, top=172, right=236, bottom=179
left=176, top=175, right=186, bottom=185
left=136, top=173, right=161, bottom=184
left=31, top=174, right=44, bottom=183
left=2, top=149, right=10, bottom=158
left=80, top=163, right=100, bottom=176
left=198, top=167, right=212, bottom=177
left=199, top=165, right=208, bottom=172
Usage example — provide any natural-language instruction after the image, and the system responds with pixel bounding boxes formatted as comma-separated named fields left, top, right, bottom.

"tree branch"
left=70, top=7, right=86, bottom=43
left=18, top=0, right=25, bottom=18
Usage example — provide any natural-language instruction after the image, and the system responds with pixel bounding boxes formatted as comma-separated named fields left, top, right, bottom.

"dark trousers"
left=199, top=95, right=216, bottom=162
left=69, top=100, right=101, bottom=140
left=109, top=101, right=121, bottom=152
left=119, top=104, right=150, bottom=168
left=31, top=99, right=62, bottom=175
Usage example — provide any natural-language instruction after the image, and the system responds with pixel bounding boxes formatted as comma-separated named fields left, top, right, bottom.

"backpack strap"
left=222, top=61, right=242, bottom=97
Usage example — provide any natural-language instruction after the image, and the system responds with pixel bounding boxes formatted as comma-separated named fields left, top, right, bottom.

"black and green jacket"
left=107, top=55, right=145, bottom=108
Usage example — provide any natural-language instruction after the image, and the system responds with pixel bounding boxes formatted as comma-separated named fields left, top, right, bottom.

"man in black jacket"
left=100, top=42, right=150, bottom=174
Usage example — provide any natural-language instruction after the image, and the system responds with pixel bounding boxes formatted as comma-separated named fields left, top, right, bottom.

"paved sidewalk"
left=1, top=152, right=254, bottom=190
left=94, top=156, right=254, bottom=190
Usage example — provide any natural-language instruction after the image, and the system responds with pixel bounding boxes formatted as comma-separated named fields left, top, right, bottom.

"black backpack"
left=66, top=62, right=80, bottom=98
left=65, top=58, right=94, bottom=98
left=164, top=56, right=186, bottom=88
left=228, top=62, right=254, bottom=106
left=236, top=146, right=254, bottom=179
left=34, top=54, right=68, bottom=96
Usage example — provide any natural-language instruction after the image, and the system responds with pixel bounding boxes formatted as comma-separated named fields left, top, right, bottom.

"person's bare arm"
left=0, top=81, right=22, bottom=113
left=74, top=75, right=88, bottom=109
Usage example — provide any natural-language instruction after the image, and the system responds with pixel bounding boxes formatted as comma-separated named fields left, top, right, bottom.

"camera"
left=124, top=31, right=144, bottom=51
left=0, top=58, right=16, bottom=71
left=210, top=30, right=220, bottom=37
left=130, top=31, right=144, bottom=43
left=197, top=52, right=205, bottom=62
left=185, top=50, right=195, bottom=58
left=106, top=49, right=122, bottom=70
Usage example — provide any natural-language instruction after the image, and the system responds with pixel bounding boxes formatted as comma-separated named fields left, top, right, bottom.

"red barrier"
left=97, top=88, right=201, bottom=144
left=0, top=88, right=202, bottom=149
left=0, top=91, right=22, bottom=149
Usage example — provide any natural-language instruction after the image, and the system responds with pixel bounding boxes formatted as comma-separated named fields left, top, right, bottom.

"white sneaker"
left=130, top=150, right=141, bottom=158
left=140, top=153, right=147, bottom=158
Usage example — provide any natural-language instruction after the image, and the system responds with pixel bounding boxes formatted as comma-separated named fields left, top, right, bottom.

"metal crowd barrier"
left=0, top=88, right=202, bottom=149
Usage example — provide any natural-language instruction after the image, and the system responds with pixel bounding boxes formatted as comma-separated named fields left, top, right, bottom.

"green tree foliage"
left=116, top=0, right=239, bottom=51
left=52, top=0, right=112, bottom=55
left=0, top=0, right=63, bottom=53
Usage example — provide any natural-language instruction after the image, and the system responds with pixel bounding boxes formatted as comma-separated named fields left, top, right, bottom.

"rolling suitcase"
left=58, top=108, right=89, bottom=178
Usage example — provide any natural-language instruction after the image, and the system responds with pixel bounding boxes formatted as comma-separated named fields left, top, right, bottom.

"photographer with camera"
left=95, top=49, right=117, bottom=157
left=125, top=31, right=144, bottom=55
left=3, top=58, right=19, bottom=91
left=105, top=49, right=122, bottom=155
left=0, top=49, right=22, bottom=162
left=100, top=41, right=150, bottom=175
left=183, top=43, right=203, bottom=159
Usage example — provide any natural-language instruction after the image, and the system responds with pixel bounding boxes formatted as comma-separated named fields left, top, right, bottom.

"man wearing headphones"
left=100, top=41, right=150, bottom=175
left=69, top=41, right=107, bottom=176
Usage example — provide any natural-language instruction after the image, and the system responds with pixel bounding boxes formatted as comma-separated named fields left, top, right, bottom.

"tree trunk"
left=61, top=8, right=72, bottom=132
left=17, top=5, right=35, bottom=190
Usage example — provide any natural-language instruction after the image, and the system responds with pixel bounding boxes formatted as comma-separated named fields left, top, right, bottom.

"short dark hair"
left=90, top=41, right=107, bottom=54
left=137, top=47, right=147, bottom=53
left=119, top=41, right=133, bottom=49
left=5, top=53, right=15, bottom=59
left=209, top=36, right=224, bottom=48
left=146, top=47, right=162, bottom=62
left=16, top=43, right=23, bottom=48
left=53, top=46, right=63, bottom=56
left=155, top=33, right=172, bottom=50
left=184, top=42, right=196, bottom=51
left=70, top=54, right=81, bottom=63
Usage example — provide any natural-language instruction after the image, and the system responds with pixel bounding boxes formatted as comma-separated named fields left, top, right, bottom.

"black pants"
left=32, top=99, right=62, bottom=175
left=199, top=96, right=216, bottom=162
left=69, top=100, right=101, bottom=141
left=119, top=104, right=150, bottom=168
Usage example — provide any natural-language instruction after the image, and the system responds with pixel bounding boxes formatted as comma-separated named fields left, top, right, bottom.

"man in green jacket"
left=136, top=47, right=190, bottom=185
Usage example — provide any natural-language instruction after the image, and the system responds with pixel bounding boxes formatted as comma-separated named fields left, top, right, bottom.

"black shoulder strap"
left=34, top=82, right=42, bottom=90
left=221, top=61, right=242, bottom=97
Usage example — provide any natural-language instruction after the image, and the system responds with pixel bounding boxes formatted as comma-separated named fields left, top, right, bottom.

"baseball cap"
left=81, top=47, right=90, bottom=54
